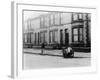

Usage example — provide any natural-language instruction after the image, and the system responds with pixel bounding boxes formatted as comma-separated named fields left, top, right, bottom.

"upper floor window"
left=54, top=13, right=60, bottom=25
left=40, top=17, right=44, bottom=28
left=50, top=14, right=54, bottom=26
left=85, top=13, right=91, bottom=20
left=78, top=13, right=83, bottom=20
left=73, top=13, right=78, bottom=21
left=44, top=16, right=49, bottom=27
left=88, top=14, right=91, bottom=20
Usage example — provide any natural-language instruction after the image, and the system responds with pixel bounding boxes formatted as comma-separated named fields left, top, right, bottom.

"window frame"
left=72, top=25, right=84, bottom=43
left=54, top=13, right=60, bottom=26
left=78, top=13, right=83, bottom=20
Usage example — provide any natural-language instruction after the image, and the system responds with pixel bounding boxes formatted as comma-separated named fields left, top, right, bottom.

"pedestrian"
left=41, top=43, right=45, bottom=55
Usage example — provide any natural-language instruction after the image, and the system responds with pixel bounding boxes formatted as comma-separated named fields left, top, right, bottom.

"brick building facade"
left=23, top=12, right=91, bottom=51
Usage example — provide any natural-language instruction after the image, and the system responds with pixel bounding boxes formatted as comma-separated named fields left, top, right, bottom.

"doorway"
left=65, top=29, right=69, bottom=46
left=60, top=29, right=63, bottom=46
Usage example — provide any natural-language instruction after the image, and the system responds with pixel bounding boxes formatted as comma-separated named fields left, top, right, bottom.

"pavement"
left=23, top=48, right=91, bottom=58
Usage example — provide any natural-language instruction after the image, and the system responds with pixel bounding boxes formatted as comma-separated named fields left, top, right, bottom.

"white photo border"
left=11, top=2, right=97, bottom=78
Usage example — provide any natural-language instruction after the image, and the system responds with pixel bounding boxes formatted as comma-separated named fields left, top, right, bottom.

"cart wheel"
left=63, top=53, right=68, bottom=58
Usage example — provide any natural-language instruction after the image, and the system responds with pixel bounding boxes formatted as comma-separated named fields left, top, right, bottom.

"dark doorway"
left=60, top=30, right=63, bottom=46
left=38, top=32, right=39, bottom=45
left=65, top=29, right=69, bottom=46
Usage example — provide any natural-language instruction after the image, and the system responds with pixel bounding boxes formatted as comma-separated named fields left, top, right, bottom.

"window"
left=52, top=31, right=56, bottom=42
left=41, top=32, right=44, bottom=43
left=24, top=34, right=27, bottom=43
left=40, top=32, right=44, bottom=43
left=35, top=33, right=36, bottom=44
left=50, top=14, right=54, bottom=26
left=36, top=33, right=38, bottom=44
left=83, top=14, right=87, bottom=20
left=44, top=16, right=49, bottom=27
left=72, top=26, right=83, bottom=42
left=79, top=28, right=83, bottom=41
left=28, top=33, right=31, bottom=43
left=49, top=30, right=58, bottom=43
left=52, top=31, right=55, bottom=42
left=55, top=30, right=58, bottom=42
left=40, top=17, right=44, bottom=28
left=78, top=13, right=83, bottom=19
left=88, top=14, right=91, bottom=20
left=44, top=31, right=47, bottom=43
left=73, top=28, right=78, bottom=42
left=86, top=14, right=89, bottom=20
left=40, top=32, right=42, bottom=43
left=73, top=13, right=78, bottom=21
left=40, top=31, right=47, bottom=43
left=49, top=31, right=53, bottom=43
left=31, top=33, right=34, bottom=43
left=54, top=13, right=60, bottom=25
left=38, top=32, right=40, bottom=44
left=83, top=13, right=91, bottom=20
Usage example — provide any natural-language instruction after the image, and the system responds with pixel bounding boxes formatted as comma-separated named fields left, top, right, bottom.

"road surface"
left=23, top=48, right=91, bottom=69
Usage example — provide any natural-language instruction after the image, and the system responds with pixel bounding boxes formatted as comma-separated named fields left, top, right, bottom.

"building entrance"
left=60, top=30, right=63, bottom=46
left=65, top=29, right=69, bottom=46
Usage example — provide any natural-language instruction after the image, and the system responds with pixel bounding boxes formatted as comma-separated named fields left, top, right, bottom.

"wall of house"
left=23, top=12, right=91, bottom=48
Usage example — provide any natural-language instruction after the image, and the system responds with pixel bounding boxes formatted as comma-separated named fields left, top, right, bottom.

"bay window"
left=73, top=13, right=78, bottom=21
left=72, top=26, right=83, bottom=42
left=78, top=13, right=83, bottom=20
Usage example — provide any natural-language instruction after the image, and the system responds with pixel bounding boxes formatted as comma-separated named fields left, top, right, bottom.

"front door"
left=60, top=30, right=63, bottom=46
left=65, top=29, right=69, bottom=46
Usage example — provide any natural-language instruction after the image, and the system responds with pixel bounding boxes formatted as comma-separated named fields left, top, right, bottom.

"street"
left=23, top=48, right=91, bottom=69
